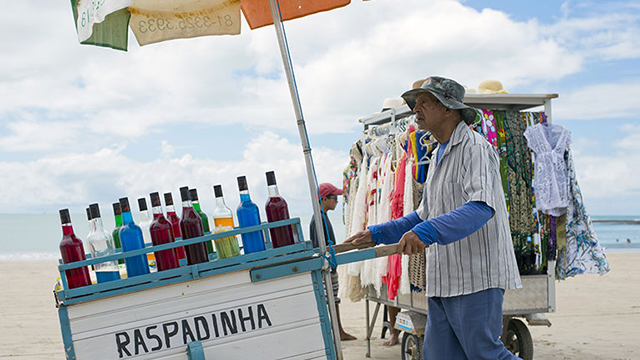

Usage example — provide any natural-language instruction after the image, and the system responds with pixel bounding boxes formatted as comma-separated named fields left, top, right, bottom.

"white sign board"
left=65, top=270, right=328, bottom=359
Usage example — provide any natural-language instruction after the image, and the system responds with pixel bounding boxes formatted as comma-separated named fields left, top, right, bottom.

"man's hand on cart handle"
left=344, top=229, right=373, bottom=245
left=398, top=231, right=427, bottom=256
left=344, top=229, right=427, bottom=256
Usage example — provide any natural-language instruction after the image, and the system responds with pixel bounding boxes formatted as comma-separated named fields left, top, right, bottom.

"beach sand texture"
left=0, top=252, right=637, bottom=359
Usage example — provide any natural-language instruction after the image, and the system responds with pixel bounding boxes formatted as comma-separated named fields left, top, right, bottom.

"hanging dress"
left=557, top=149, right=610, bottom=279
left=524, top=123, right=571, bottom=216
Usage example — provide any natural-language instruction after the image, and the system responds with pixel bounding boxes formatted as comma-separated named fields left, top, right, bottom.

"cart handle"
left=333, top=242, right=402, bottom=258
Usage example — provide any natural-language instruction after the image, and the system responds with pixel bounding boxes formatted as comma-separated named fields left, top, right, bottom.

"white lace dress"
left=524, top=123, right=571, bottom=216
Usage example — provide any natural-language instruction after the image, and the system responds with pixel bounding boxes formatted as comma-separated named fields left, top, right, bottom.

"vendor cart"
left=357, top=93, right=559, bottom=360
left=55, top=218, right=396, bottom=359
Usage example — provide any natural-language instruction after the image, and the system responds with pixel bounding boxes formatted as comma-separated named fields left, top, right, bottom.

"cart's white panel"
left=503, top=275, right=548, bottom=314
left=66, top=271, right=327, bottom=359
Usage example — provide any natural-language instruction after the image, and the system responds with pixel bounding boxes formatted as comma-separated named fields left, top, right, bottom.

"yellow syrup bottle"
left=212, top=184, right=241, bottom=259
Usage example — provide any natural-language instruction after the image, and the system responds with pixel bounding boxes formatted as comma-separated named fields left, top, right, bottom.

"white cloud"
left=546, top=2, right=640, bottom=61
left=572, top=124, right=640, bottom=202
left=0, top=0, right=588, bottom=149
left=1, top=0, right=640, bottom=216
left=554, top=82, right=640, bottom=120
left=0, top=132, right=347, bottom=215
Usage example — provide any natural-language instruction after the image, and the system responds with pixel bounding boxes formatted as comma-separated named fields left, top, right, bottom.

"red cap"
left=318, top=183, right=344, bottom=199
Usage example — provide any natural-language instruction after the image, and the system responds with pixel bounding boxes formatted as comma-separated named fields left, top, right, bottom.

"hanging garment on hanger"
left=481, top=109, right=498, bottom=149
left=494, top=111, right=510, bottom=209
left=381, top=149, right=403, bottom=299
left=377, top=152, right=394, bottom=225
left=557, top=149, right=610, bottom=279
left=503, top=112, right=537, bottom=273
left=524, top=123, right=571, bottom=216
left=342, top=141, right=363, bottom=224
left=383, top=254, right=402, bottom=299
left=390, top=153, right=407, bottom=219
left=399, top=252, right=411, bottom=295
left=344, top=154, right=370, bottom=302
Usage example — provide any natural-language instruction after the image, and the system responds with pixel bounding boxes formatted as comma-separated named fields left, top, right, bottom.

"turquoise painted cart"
left=55, top=218, right=394, bottom=360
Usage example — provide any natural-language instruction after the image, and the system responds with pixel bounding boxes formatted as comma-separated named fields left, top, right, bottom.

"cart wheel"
left=503, top=318, right=534, bottom=360
left=401, top=333, right=423, bottom=360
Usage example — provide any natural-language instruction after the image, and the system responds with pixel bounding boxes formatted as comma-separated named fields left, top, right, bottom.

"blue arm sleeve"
left=411, top=201, right=494, bottom=246
left=367, top=211, right=421, bottom=245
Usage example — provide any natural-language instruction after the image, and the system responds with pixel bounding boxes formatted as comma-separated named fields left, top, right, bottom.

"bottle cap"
left=266, top=171, right=277, bottom=186
left=164, top=193, right=174, bottom=206
left=86, top=207, right=92, bottom=221
left=59, top=209, right=71, bottom=224
left=180, top=187, right=190, bottom=202
left=112, top=202, right=121, bottom=216
left=138, top=197, right=148, bottom=211
left=150, top=192, right=161, bottom=207
left=89, top=203, right=101, bottom=219
left=189, top=189, right=199, bottom=201
left=213, top=184, right=223, bottom=198
left=119, top=197, right=131, bottom=213
left=237, top=176, right=248, bottom=191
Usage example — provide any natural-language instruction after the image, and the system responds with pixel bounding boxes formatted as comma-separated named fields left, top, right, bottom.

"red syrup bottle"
left=178, top=186, right=209, bottom=265
left=58, top=209, right=92, bottom=289
left=164, top=192, right=187, bottom=264
left=149, top=192, right=179, bottom=271
left=264, top=171, right=296, bottom=248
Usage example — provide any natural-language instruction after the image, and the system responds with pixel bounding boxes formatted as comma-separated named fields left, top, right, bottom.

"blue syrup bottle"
left=118, top=197, right=150, bottom=277
left=236, top=176, right=266, bottom=254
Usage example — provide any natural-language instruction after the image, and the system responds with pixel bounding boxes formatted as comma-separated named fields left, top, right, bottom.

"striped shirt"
left=416, top=121, right=522, bottom=297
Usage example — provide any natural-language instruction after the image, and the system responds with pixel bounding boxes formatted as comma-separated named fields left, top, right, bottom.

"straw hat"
left=477, top=80, right=508, bottom=94
left=381, top=98, right=404, bottom=111
left=412, top=78, right=427, bottom=89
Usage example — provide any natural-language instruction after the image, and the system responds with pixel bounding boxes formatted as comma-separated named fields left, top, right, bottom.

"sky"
left=0, top=0, right=639, bottom=218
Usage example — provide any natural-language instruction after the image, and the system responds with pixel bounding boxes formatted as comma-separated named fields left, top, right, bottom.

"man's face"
left=413, top=92, right=445, bottom=131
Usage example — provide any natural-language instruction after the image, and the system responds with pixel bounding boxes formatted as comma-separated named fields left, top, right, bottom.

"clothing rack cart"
left=55, top=219, right=396, bottom=359
left=357, top=93, right=559, bottom=360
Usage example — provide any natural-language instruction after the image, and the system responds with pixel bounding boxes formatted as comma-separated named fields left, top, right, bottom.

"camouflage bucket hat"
left=401, top=76, right=478, bottom=125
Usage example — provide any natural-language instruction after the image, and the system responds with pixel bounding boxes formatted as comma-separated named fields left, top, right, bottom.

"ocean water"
left=0, top=212, right=346, bottom=260
left=0, top=213, right=637, bottom=260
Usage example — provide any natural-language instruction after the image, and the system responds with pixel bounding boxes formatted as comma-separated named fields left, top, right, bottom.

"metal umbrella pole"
left=266, top=0, right=343, bottom=358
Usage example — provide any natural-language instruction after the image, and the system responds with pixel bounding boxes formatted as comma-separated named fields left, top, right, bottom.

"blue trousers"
left=424, top=288, right=520, bottom=360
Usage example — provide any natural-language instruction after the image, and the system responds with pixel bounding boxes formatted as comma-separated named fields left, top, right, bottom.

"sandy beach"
left=1, top=252, right=637, bottom=359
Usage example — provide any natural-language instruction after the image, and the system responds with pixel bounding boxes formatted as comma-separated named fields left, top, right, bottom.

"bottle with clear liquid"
left=179, top=186, right=209, bottom=265
left=164, top=192, right=187, bottom=264
left=212, top=184, right=241, bottom=259
left=137, top=198, right=153, bottom=246
left=58, top=209, right=92, bottom=289
left=236, top=176, right=266, bottom=254
left=85, top=207, right=93, bottom=238
left=112, top=202, right=124, bottom=265
left=264, top=171, right=296, bottom=248
left=189, top=188, right=214, bottom=255
left=87, top=203, right=121, bottom=283
left=85, top=208, right=94, bottom=256
left=118, top=197, right=150, bottom=277
left=149, top=192, right=180, bottom=271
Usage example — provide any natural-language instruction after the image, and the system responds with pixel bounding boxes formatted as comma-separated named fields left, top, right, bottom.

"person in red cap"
left=310, top=183, right=356, bottom=341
